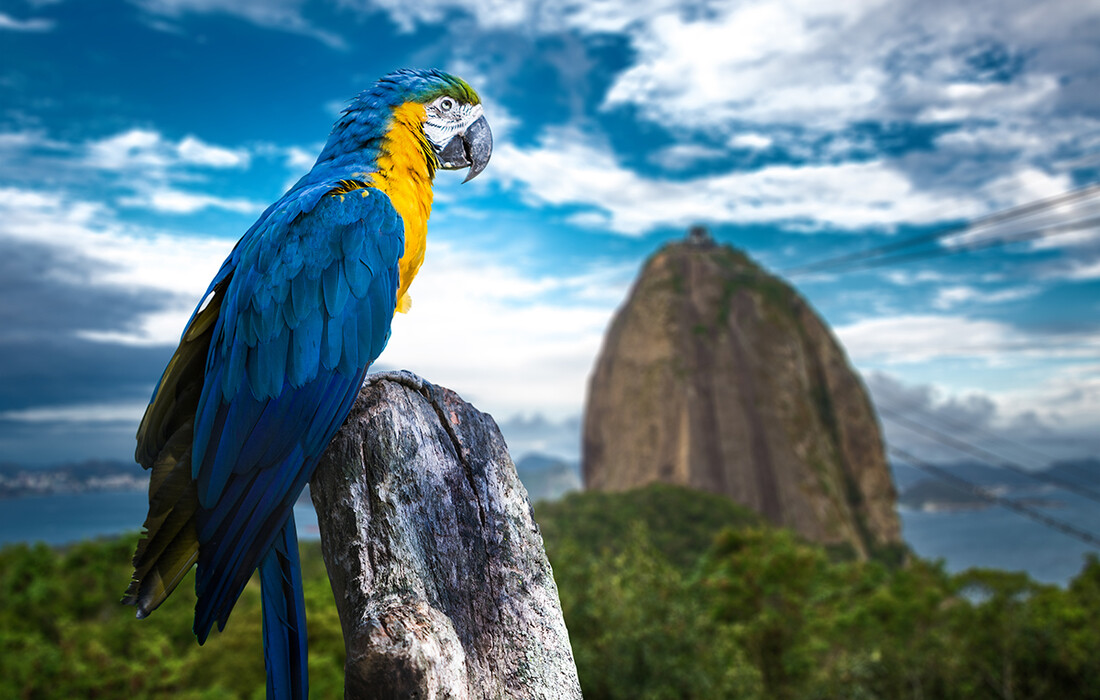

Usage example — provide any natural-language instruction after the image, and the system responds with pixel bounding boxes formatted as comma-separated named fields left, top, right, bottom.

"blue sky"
left=2, top=0, right=1098, bottom=468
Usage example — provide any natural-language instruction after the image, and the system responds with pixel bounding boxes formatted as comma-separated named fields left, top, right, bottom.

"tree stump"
left=310, top=371, right=582, bottom=699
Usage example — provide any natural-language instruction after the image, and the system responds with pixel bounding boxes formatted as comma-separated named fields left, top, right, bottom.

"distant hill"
left=1045, top=459, right=1100, bottom=486
left=515, top=454, right=581, bottom=503
left=894, top=458, right=1100, bottom=511
left=2, top=452, right=586, bottom=503
left=899, top=479, right=989, bottom=511
left=583, top=230, right=900, bottom=560
left=0, top=460, right=146, bottom=498
left=892, top=460, right=1039, bottom=494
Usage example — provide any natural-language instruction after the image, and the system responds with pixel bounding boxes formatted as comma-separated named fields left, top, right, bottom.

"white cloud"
left=129, top=0, right=345, bottom=48
left=931, top=285, right=1040, bottom=310
left=0, top=186, right=233, bottom=344
left=0, top=129, right=68, bottom=155
left=342, top=0, right=679, bottom=34
left=882, top=269, right=953, bottom=286
left=360, top=0, right=528, bottom=32
left=86, top=129, right=173, bottom=170
left=86, top=129, right=249, bottom=172
left=729, top=133, right=774, bottom=150
left=283, top=145, right=318, bottom=172
left=355, top=0, right=1099, bottom=247
left=914, top=75, right=1060, bottom=125
left=649, top=143, right=727, bottom=170
left=118, top=186, right=261, bottom=214
left=109, top=0, right=1100, bottom=188
left=602, top=1, right=891, bottom=130
left=836, top=313, right=1100, bottom=365
left=599, top=0, right=1097, bottom=135
left=937, top=170, right=1100, bottom=269
left=865, top=370, right=1100, bottom=464
left=77, top=129, right=265, bottom=214
left=0, top=127, right=268, bottom=216
left=997, top=364, right=1100, bottom=437
left=376, top=240, right=628, bottom=419
left=1057, top=260, right=1100, bottom=281
left=838, top=314, right=1022, bottom=364
left=0, top=183, right=621, bottom=429
left=177, top=135, right=250, bottom=167
left=491, top=127, right=989, bottom=235
left=977, top=168, right=1077, bottom=214
left=0, top=12, right=54, bottom=32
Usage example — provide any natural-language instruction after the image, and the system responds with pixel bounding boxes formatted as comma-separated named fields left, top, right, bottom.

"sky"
left=1, top=0, right=1099, bottom=471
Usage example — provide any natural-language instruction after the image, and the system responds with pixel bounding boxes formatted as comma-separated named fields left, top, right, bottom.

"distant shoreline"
left=0, top=460, right=148, bottom=500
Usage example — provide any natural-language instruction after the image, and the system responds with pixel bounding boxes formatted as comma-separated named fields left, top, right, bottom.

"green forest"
left=2, top=484, right=1099, bottom=699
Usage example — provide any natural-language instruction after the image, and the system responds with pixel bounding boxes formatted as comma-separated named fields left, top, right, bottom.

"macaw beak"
left=435, top=114, right=492, bottom=183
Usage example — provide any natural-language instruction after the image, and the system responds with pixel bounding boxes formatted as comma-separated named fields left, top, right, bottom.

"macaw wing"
left=187, top=185, right=403, bottom=639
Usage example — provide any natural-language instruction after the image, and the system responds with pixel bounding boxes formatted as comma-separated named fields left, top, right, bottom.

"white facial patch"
left=423, top=101, right=484, bottom=151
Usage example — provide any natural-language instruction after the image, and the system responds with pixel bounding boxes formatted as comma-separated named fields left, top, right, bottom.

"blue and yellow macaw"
left=123, top=69, right=491, bottom=699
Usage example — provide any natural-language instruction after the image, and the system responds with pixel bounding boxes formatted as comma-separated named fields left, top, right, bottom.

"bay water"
left=1, top=489, right=1096, bottom=586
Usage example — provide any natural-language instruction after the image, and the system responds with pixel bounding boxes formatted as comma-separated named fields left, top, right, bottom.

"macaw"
left=122, top=69, right=491, bottom=699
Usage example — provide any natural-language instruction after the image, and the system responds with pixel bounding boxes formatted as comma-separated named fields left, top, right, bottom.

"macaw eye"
left=439, top=97, right=455, bottom=113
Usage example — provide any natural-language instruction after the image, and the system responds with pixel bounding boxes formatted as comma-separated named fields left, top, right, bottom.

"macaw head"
left=323, top=69, right=492, bottom=183
left=404, top=71, right=493, bottom=183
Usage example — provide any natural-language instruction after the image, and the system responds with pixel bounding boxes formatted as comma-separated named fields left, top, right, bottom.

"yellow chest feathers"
left=368, top=102, right=435, bottom=314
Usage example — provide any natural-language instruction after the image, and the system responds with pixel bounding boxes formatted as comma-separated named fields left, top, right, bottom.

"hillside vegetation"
left=3, top=484, right=1099, bottom=698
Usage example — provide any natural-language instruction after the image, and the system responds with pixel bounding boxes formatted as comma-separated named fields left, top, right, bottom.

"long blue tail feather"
left=261, top=515, right=309, bottom=700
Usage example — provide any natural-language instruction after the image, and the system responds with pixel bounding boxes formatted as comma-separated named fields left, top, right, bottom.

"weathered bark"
left=310, top=371, right=582, bottom=700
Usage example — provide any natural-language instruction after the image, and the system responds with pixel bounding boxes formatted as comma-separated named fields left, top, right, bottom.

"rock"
left=311, top=371, right=582, bottom=699
left=583, top=235, right=901, bottom=558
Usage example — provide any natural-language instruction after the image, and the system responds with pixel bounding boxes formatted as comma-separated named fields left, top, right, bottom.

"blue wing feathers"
left=234, top=390, right=316, bottom=477
left=322, top=260, right=349, bottom=317
left=222, top=327, right=249, bottom=398
left=356, top=292, right=376, bottom=357
left=339, top=311, right=359, bottom=375
left=195, top=370, right=364, bottom=640
left=344, top=254, right=371, bottom=298
left=255, top=299, right=281, bottom=347
left=367, top=275, right=395, bottom=357
left=288, top=272, right=315, bottom=328
left=185, top=185, right=401, bottom=655
left=288, top=312, right=323, bottom=387
left=257, top=233, right=278, bottom=275
left=205, top=448, right=304, bottom=605
left=210, top=398, right=261, bottom=481
left=321, top=315, right=343, bottom=370
left=252, top=323, right=290, bottom=398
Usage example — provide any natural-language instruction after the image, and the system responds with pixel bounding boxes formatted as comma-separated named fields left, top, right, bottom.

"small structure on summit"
left=582, top=231, right=901, bottom=559
left=686, top=225, right=714, bottom=247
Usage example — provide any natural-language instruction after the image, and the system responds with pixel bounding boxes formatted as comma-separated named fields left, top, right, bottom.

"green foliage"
left=535, top=482, right=761, bottom=571
left=0, top=536, right=343, bottom=700
left=4, top=485, right=1100, bottom=698
left=551, top=524, right=763, bottom=699
left=539, top=484, right=1100, bottom=700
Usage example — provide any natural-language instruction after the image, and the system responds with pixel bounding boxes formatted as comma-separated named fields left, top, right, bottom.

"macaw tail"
left=260, top=514, right=309, bottom=700
left=123, top=281, right=224, bottom=617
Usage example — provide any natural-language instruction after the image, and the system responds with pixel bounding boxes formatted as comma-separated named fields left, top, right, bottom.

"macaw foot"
left=363, top=370, right=459, bottom=446
left=364, top=370, right=442, bottom=405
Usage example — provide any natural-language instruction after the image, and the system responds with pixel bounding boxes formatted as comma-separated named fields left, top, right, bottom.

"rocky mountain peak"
left=582, top=231, right=901, bottom=558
